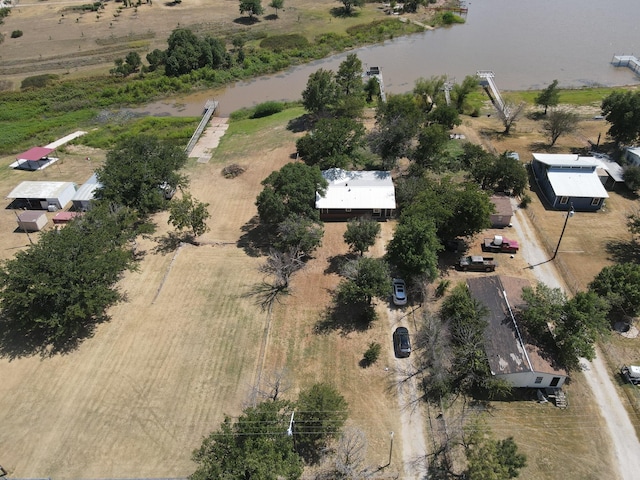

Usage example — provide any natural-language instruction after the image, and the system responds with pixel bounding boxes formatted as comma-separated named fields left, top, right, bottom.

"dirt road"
left=511, top=200, right=640, bottom=480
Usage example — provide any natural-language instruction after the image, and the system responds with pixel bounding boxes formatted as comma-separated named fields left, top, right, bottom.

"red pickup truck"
left=482, top=235, right=519, bottom=254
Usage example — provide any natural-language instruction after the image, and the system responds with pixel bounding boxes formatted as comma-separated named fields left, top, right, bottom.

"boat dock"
left=477, top=70, right=511, bottom=119
left=185, top=99, right=218, bottom=155
left=612, top=54, right=640, bottom=76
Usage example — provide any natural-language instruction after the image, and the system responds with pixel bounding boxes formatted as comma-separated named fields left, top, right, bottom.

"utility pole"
left=551, top=203, right=575, bottom=260
left=386, top=431, right=394, bottom=467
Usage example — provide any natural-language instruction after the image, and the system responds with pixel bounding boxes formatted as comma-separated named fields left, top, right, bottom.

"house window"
left=550, top=377, right=561, bottom=387
left=535, top=377, right=543, bottom=384
left=591, top=198, right=600, bottom=206
left=559, top=196, right=569, bottom=205
left=372, top=208, right=381, bottom=217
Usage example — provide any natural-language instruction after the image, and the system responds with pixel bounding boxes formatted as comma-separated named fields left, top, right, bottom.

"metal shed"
left=17, top=210, right=48, bottom=232
left=72, top=173, right=101, bottom=211
left=7, top=181, right=77, bottom=210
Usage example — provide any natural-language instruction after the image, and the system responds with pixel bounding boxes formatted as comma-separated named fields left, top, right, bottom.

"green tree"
left=628, top=211, right=640, bottom=239
left=269, top=0, right=283, bottom=16
left=0, top=205, right=138, bottom=351
left=535, top=79, right=560, bottom=114
left=426, top=104, right=461, bottom=129
left=296, top=117, right=365, bottom=169
left=256, top=163, right=328, bottom=225
left=239, top=0, right=264, bottom=18
left=623, top=165, right=640, bottom=192
left=295, top=383, right=349, bottom=462
left=542, top=109, right=579, bottom=146
left=386, top=215, right=441, bottom=279
left=589, top=263, right=640, bottom=317
left=368, top=93, right=423, bottom=168
left=470, top=152, right=528, bottom=195
left=339, top=0, right=365, bottom=15
left=96, top=136, right=188, bottom=215
left=411, top=123, right=449, bottom=170
left=334, top=54, right=365, bottom=117
left=343, top=217, right=381, bottom=256
left=465, top=419, right=527, bottom=480
left=168, top=192, right=211, bottom=241
left=601, top=90, right=640, bottom=145
left=164, top=28, right=205, bottom=76
left=413, top=75, right=447, bottom=114
left=191, top=400, right=303, bottom=480
left=336, top=257, right=391, bottom=305
left=146, top=48, right=166, bottom=71
left=301, top=69, right=338, bottom=117
left=275, top=214, right=324, bottom=257
left=452, top=75, right=479, bottom=113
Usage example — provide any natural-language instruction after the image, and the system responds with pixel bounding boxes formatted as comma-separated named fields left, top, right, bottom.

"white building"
left=7, top=181, right=77, bottom=210
left=72, top=173, right=101, bottom=211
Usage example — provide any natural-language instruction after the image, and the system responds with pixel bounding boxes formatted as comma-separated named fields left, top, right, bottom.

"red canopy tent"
left=12, top=147, right=56, bottom=171
left=17, top=147, right=54, bottom=161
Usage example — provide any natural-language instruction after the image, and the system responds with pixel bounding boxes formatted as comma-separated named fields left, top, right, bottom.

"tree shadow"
left=0, top=311, right=104, bottom=359
left=526, top=111, right=546, bottom=121
left=314, top=301, right=376, bottom=336
left=286, top=114, right=313, bottom=133
left=606, top=239, right=640, bottom=263
left=330, top=7, right=361, bottom=18
left=237, top=216, right=273, bottom=257
left=153, top=231, right=184, bottom=254
left=233, top=16, right=261, bottom=26
left=324, top=253, right=357, bottom=275
left=613, top=183, right=639, bottom=201
left=264, top=13, right=278, bottom=21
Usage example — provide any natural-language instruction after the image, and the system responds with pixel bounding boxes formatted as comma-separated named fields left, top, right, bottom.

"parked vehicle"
left=482, top=235, right=519, bottom=254
left=621, top=365, right=640, bottom=385
left=393, top=327, right=411, bottom=358
left=392, top=278, right=407, bottom=306
left=457, top=255, right=497, bottom=272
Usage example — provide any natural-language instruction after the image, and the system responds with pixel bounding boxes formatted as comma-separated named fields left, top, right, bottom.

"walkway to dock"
left=612, top=54, right=640, bottom=76
left=185, top=100, right=218, bottom=155
left=477, top=70, right=511, bottom=119
left=190, top=117, right=229, bottom=164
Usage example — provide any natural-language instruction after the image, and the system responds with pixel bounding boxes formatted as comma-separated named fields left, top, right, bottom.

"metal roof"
left=16, top=147, right=54, bottom=161
left=315, top=168, right=396, bottom=210
left=532, top=153, right=599, bottom=167
left=7, top=181, right=77, bottom=199
left=547, top=170, right=609, bottom=198
left=72, top=174, right=101, bottom=202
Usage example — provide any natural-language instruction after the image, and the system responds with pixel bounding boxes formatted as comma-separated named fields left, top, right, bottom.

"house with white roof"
left=531, top=153, right=609, bottom=211
left=315, top=168, right=396, bottom=221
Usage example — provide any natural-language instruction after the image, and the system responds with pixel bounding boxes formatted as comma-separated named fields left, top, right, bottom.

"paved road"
left=511, top=202, right=640, bottom=480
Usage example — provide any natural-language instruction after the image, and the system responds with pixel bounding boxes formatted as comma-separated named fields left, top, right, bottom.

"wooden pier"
left=185, top=99, right=218, bottom=155
left=612, top=54, right=640, bottom=76
left=477, top=70, right=511, bottom=119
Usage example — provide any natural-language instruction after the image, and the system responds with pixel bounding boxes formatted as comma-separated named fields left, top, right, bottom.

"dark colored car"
left=393, top=327, right=411, bottom=358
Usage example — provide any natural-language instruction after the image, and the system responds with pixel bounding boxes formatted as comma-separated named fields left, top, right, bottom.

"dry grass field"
left=0, top=96, right=639, bottom=479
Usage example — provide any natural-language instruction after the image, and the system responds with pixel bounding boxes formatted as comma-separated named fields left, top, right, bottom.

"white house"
left=72, top=173, right=101, bottom=211
left=466, top=275, right=567, bottom=389
left=315, top=168, right=396, bottom=221
left=7, top=181, right=77, bottom=210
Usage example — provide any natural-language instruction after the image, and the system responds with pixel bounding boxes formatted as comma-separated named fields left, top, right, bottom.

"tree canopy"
left=343, top=217, right=381, bottom=256
left=601, top=89, right=640, bottom=145
left=336, top=257, right=391, bottom=305
left=168, top=192, right=211, bottom=240
left=589, top=262, right=640, bottom=317
left=164, top=28, right=229, bottom=76
left=386, top=214, right=441, bottom=279
left=542, top=109, right=579, bottom=146
left=96, top=135, right=187, bottom=215
left=296, top=117, right=365, bottom=169
left=239, top=0, right=264, bottom=18
left=256, top=163, right=328, bottom=225
left=535, top=79, right=560, bottom=114
left=469, top=151, right=528, bottom=195
left=301, top=68, right=338, bottom=117
left=191, top=400, right=303, bottom=480
left=0, top=205, right=139, bottom=353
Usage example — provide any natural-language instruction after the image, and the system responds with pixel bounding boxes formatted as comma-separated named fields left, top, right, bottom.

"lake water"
left=139, top=0, right=640, bottom=116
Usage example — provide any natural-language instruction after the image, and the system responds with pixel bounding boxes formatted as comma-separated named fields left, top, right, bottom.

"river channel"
left=138, top=0, right=640, bottom=117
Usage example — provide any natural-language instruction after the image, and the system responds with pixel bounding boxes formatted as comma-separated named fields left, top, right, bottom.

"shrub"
left=21, top=74, right=59, bottom=90
left=435, top=279, right=450, bottom=298
left=519, top=192, right=532, bottom=208
left=252, top=101, right=284, bottom=118
left=362, top=342, right=381, bottom=367
left=11, top=30, right=23, bottom=38
left=260, top=34, right=309, bottom=52
left=222, top=164, right=246, bottom=178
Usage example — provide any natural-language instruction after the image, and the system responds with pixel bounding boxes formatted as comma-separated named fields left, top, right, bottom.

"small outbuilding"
left=10, top=147, right=58, bottom=171
left=466, top=275, right=567, bottom=389
left=72, top=173, right=101, bottom=211
left=315, top=168, right=396, bottom=221
left=626, top=147, right=640, bottom=167
left=531, top=153, right=609, bottom=211
left=489, top=194, right=513, bottom=228
left=7, top=181, right=77, bottom=210
left=17, top=210, right=48, bottom=232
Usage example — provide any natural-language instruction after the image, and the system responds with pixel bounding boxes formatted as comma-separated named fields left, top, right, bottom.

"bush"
left=435, top=279, right=450, bottom=298
left=362, top=342, right=381, bottom=367
left=11, top=30, right=23, bottom=38
left=260, top=34, right=309, bottom=52
left=519, top=192, right=532, bottom=208
left=252, top=101, right=284, bottom=118
left=21, top=74, right=59, bottom=90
